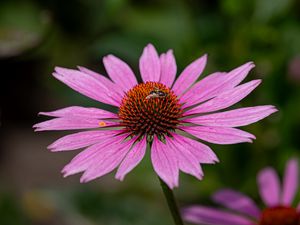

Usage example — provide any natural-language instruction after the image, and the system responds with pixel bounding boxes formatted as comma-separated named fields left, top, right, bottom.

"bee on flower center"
left=145, top=87, right=168, bottom=100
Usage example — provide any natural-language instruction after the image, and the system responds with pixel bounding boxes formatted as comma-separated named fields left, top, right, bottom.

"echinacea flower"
left=183, top=158, right=299, bottom=225
left=33, top=44, right=277, bottom=188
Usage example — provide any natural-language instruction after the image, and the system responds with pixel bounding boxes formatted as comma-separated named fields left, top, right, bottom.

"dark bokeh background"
left=1, top=0, right=300, bottom=224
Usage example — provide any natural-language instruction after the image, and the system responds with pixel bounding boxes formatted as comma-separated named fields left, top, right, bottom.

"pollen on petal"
left=98, top=121, right=107, bottom=127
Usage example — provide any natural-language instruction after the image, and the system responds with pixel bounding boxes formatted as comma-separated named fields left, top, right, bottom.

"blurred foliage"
left=0, top=1, right=50, bottom=57
left=1, top=0, right=300, bottom=224
left=0, top=192, right=28, bottom=225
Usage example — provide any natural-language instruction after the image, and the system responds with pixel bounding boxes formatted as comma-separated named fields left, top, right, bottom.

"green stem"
left=159, top=177, right=185, bottom=225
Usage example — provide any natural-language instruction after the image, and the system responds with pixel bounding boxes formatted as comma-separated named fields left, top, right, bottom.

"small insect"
left=145, top=87, right=167, bottom=100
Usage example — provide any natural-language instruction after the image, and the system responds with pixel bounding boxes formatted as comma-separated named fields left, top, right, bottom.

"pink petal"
left=185, top=106, right=277, bottom=127
left=77, top=66, right=124, bottom=95
left=115, top=136, right=147, bottom=181
left=103, top=54, right=138, bottom=92
left=185, top=80, right=261, bottom=115
left=168, top=137, right=203, bottom=180
left=180, top=62, right=255, bottom=108
left=181, top=126, right=255, bottom=144
left=78, top=66, right=124, bottom=97
left=183, top=206, right=254, bottom=225
left=78, top=66, right=125, bottom=97
left=227, top=62, right=255, bottom=84
left=39, top=106, right=117, bottom=119
left=282, top=158, right=299, bottom=205
left=139, top=44, right=161, bottom=82
left=172, top=54, right=207, bottom=96
left=78, top=66, right=120, bottom=88
left=257, top=167, right=281, bottom=207
left=48, top=130, right=121, bottom=152
left=159, top=50, right=177, bottom=87
left=180, top=72, right=227, bottom=107
left=174, top=134, right=219, bottom=164
left=212, top=189, right=261, bottom=219
left=62, top=138, right=117, bottom=177
left=151, top=136, right=179, bottom=189
left=33, top=117, right=118, bottom=131
left=79, top=138, right=134, bottom=183
left=53, top=67, right=121, bottom=106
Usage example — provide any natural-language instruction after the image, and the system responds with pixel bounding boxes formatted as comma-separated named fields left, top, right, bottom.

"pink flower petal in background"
left=258, top=167, right=281, bottom=207
left=183, top=158, right=300, bottom=225
left=282, top=158, right=298, bottom=205
left=183, top=206, right=253, bottom=225
left=212, top=189, right=261, bottom=219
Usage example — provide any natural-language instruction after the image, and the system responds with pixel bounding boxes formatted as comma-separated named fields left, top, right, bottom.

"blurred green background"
left=1, top=0, right=300, bottom=224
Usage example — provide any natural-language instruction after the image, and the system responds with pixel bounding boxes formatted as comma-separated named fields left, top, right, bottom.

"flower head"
left=183, top=158, right=299, bottom=225
left=33, top=44, right=277, bottom=188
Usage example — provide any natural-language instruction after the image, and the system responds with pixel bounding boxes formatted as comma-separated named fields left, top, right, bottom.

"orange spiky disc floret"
left=259, top=206, right=300, bottom=225
left=118, top=82, right=183, bottom=141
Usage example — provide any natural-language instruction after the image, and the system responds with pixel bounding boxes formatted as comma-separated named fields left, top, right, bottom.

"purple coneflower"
left=183, top=158, right=299, bottom=225
left=34, top=44, right=276, bottom=189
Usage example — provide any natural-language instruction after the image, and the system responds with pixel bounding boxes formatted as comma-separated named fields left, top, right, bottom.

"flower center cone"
left=118, top=82, right=183, bottom=141
left=259, top=206, right=300, bottom=225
